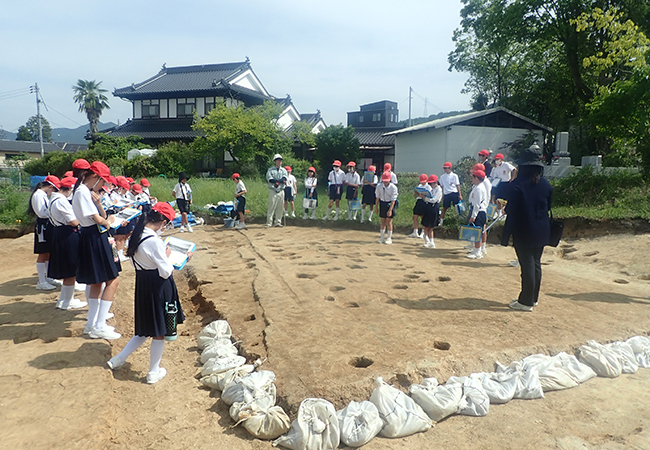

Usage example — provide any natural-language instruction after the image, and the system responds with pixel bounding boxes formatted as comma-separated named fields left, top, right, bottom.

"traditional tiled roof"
left=300, top=112, right=321, bottom=125
left=0, top=140, right=85, bottom=154
left=384, top=107, right=553, bottom=136
left=354, top=130, right=396, bottom=147
left=103, top=119, right=201, bottom=140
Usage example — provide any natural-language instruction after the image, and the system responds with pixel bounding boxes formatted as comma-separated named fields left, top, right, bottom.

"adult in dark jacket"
left=501, top=145, right=552, bottom=312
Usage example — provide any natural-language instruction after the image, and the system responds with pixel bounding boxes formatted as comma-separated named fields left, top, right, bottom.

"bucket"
left=224, top=218, right=236, bottom=228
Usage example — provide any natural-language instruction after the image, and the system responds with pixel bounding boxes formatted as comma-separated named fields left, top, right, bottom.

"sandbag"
left=236, top=404, right=291, bottom=440
left=608, top=341, right=638, bottom=374
left=222, top=370, right=276, bottom=406
left=197, top=320, right=233, bottom=349
left=626, top=336, right=650, bottom=368
left=201, top=354, right=246, bottom=377
left=200, top=364, right=255, bottom=391
left=474, top=372, right=517, bottom=404
left=200, top=339, right=239, bottom=364
left=230, top=394, right=277, bottom=421
left=578, top=340, right=623, bottom=378
left=369, top=376, right=432, bottom=438
left=446, top=376, right=490, bottom=416
left=273, top=398, right=340, bottom=450
left=336, top=401, right=383, bottom=447
left=408, top=378, right=462, bottom=422
left=552, top=352, right=597, bottom=385
left=494, top=362, right=544, bottom=399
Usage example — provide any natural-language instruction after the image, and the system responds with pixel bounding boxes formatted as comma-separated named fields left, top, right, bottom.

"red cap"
left=347, top=161, right=356, bottom=167
left=473, top=170, right=486, bottom=180
left=308, top=167, right=316, bottom=173
left=116, top=176, right=130, bottom=190
left=383, top=163, right=391, bottom=171
left=64, top=170, right=74, bottom=178
left=368, top=165, right=376, bottom=172
left=152, top=202, right=175, bottom=223
left=132, top=184, right=143, bottom=194
left=495, top=153, right=504, bottom=160
left=419, top=174, right=428, bottom=183
left=381, top=171, right=391, bottom=182
left=478, top=149, right=490, bottom=157
left=72, top=159, right=91, bottom=170
left=472, top=163, right=485, bottom=172
left=107, top=176, right=117, bottom=186
left=45, top=175, right=61, bottom=190
left=231, top=173, right=240, bottom=180
left=60, top=176, right=77, bottom=188
left=443, top=162, right=452, bottom=168
left=89, top=161, right=110, bottom=181
left=332, top=160, right=341, bottom=167
left=285, top=166, right=292, bottom=172
left=126, top=177, right=135, bottom=184
left=140, top=178, right=150, bottom=187
left=428, top=174, right=438, bottom=183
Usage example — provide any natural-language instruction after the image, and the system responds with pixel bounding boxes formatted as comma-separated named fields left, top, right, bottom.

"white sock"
left=117, top=335, right=148, bottom=362
left=335, top=207, right=340, bottom=216
left=353, top=211, right=357, bottom=220
left=310, top=209, right=316, bottom=219
left=44, top=261, right=51, bottom=279
left=326, top=207, right=332, bottom=217
left=347, top=208, right=352, bottom=219
left=430, top=236, right=435, bottom=246
left=387, top=230, right=393, bottom=239
left=36, top=262, right=47, bottom=284
left=60, top=285, right=74, bottom=307
left=149, top=339, right=165, bottom=373
left=118, top=249, right=124, bottom=258
left=85, top=284, right=91, bottom=301
left=423, top=235, right=430, bottom=245
left=440, top=218, right=444, bottom=225
left=86, top=298, right=100, bottom=328
left=369, top=211, right=374, bottom=220
left=95, top=300, right=113, bottom=330
left=481, top=243, right=486, bottom=251
left=413, top=228, right=418, bottom=234
left=361, top=209, right=366, bottom=221
left=380, top=229, right=385, bottom=239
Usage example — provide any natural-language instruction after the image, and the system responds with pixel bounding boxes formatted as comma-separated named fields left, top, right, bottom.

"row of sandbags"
left=197, top=322, right=650, bottom=449
left=197, top=320, right=291, bottom=440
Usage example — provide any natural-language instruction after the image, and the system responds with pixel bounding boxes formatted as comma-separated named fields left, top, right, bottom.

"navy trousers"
left=514, top=245, right=544, bottom=307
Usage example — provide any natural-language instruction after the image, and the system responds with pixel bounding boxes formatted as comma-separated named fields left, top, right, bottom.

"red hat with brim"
left=107, top=176, right=117, bottom=186
left=231, top=173, right=240, bottom=180
left=419, top=174, right=428, bottom=183
left=132, top=184, right=143, bottom=194
left=308, top=167, right=316, bottom=172
left=347, top=161, right=356, bottom=167
left=478, top=149, right=490, bottom=157
left=64, top=171, right=74, bottom=178
left=384, top=163, right=391, bottom=171
left=89, top=161, right=111, bottom=182
left=495, top=153, right=504, bottom=160
left=153, top=202, right=175, bottom=223
left=140, top=178, right=150, bottom=187
left=428, top=174, right=438, bottom=183
left=72, top=159, right=91, bottom=170
left=45, top=175, right=61, bottom=190
left=443, top=162, right=452, bottom=168
left=381, top=171, right=391, bottom=182
left=60, top=177, right=77, bottom=189
left=332, top=160, right=341, bottom=167
left=126, top=177, right=135, bottom=184
left=115, top=176, right=129, bottom=190
left=473, top=170, right=486, bottom=180
left=472, top=163, right=485, bottom=172
left=285, top=166, right=292, bottom=172
left=368, top=165, right=376, bottom=172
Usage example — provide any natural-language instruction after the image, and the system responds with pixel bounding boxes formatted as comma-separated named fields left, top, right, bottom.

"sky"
left=0, top=0, right=471, bottom=136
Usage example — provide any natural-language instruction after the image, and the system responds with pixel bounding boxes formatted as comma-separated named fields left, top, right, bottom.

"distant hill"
left=0, top=122, right=117, bottom=144
left=398, top=110, right=471, bottom=128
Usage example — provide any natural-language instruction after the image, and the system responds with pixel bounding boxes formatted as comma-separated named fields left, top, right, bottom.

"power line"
left=39, top=96, right=84, bottom=127
left=0, top=90, right=31, bottom=101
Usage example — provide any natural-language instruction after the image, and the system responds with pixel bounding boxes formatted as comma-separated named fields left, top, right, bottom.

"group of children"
left=29, top=160, right=188, bottom=384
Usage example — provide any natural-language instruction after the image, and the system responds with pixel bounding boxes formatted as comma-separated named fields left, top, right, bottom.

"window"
left=177, top=98, right=195, bottom=117
left=372, top=113, right=381, bottom=122
left=142, top=99, right=159, bottom=118
left=205, top=97, right=215, bottom=114
left=358, top=115, right=364, bottom=123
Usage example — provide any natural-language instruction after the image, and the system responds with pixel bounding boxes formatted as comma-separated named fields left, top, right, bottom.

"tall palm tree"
left=72, top=79, right=110, bottom=137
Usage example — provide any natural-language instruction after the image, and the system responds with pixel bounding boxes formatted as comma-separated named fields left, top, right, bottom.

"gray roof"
left=355, top=130, right=395, bottom=147
left=384, top=107, right=553, bottom=136
left=103, top=119, right=200, bottom=140
left=0, top=140, right=85, bottom=154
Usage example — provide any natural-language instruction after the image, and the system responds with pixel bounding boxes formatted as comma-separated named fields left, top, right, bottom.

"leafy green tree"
left=72, top=80, right=110, bottom=137
left=313, top=125, right=361, bottom=173
left=192, top=100, right=290, bottom=170
left=15, top=115, right=52, bottom=142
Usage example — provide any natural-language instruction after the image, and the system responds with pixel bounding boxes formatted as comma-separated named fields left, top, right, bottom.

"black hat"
left=514, top=144, right=545, bottom=167
left=178, top=172, right=190, bottom=182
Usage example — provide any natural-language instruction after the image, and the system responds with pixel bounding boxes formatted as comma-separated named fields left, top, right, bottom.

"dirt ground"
left=1, top=223, right=650, bottom=450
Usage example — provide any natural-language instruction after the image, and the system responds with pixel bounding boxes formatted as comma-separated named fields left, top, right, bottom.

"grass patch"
left=0, top=184, right=32, bottom=227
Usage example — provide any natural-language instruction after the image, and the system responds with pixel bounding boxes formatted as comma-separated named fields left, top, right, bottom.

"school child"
left=490, top=153, right=517, bottom=204
left=72, top=161, right=122, bottom=340
left=283, top=166, right=297, bottom=217
left=232, top=173, right=247, bottom=229
left=71, top=158, right=91, bottom=179
left=360, top=165, right=378, bottom=223
left=422, top=174, right=442, bottom=248
left=344, top=161, right=361, bottom=220
left=383, top=163, right=398, bottom=184
left=325, top=160, right=345, bottom=220
left=470, top=163, right=493, bottom=255
left=478, top=149, right=493, bottom=177
left=172, top=172, right=192, bottom=233
left=408, top=174, right=429, bottom=238
left=466, top=169, right=489, bottom=260
left=302, top=167, right=318, bottom=220
left=375, top=171, right=398, bottom=244
left=140, top=178, right=151, bottom=196
left=108, top=202, right=187, bottom=384
left=30, top=175, right=61, bottom=290
left=439, top=162, right=462, bottom=225
left=48, top=176, right=87, bottom=310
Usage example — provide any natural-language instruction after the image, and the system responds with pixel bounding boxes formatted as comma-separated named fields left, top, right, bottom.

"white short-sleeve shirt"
left=491, top=162, right=516, bottom=183
left=49, top=192, right=77, bottom=226
left=31, top=189, right=50, bottom=219
left=173, top=182, right=192, bottom=200
left=72, top=184, right=101, bottom=227
left=439, top=172, right=460, bottom=195
left=235, top=180, right=246, bottom=197
left=130, top=228, right=174, bottom=279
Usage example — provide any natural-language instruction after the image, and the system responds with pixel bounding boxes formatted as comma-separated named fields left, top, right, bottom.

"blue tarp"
left=30, top=175, right=46, bottom=189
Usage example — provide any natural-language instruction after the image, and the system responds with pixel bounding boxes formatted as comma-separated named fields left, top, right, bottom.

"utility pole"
left=30, top=83, right=44, bottom=158
left=408, top=86, right=413, bottom=127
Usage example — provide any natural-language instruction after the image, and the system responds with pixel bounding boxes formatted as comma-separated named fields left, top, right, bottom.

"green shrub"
left=0, top=184, right=31, bottom=226
left=551, top=167, right=646, bottom=207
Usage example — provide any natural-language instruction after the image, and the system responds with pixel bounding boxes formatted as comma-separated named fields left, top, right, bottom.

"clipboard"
left=163, top=236, right=196, bottom=270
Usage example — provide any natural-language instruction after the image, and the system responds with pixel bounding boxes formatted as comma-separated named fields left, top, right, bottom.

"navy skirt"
left=421, top=203, right=440, bottom=228
left=48, top=225, right=80, bottom=279
left=361, top=185, right=376, bottom=205
left=34, top=217, right=52, bottom=254
left=413, top=198, right=427, bottom=216
left=134, top=269, right=184, bottom=337
left=346, top=186, right=358, bottom=200
left=77, top=225, right=119, bottom=285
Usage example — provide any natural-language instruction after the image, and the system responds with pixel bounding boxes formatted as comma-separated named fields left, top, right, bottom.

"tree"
left=313, top=125, right=361, bottom=172
left=72, top=80, right=110, bottom=137
left=192, top=100, right=291, bottom=170
left=15, top=115, right=52, bottom=142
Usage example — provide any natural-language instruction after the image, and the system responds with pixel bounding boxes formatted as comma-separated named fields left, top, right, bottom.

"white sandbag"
left=197, top=320, right=232, bottom=349
left=552, top=352, right=597, bottom=384
left=336, top=401, right=383, bottom=447
left=236, top=404, right=291, bottom=440
left=626, top=336, right=650, bottom=368
left=200, top=339, right=239, bottom=363
left=209, top=364, right=256, bottom=391
left=446, top=376, right=490, bottom=416
left=273, top=398, right=340, bottom=450
left=201, top=354, right=246, bottom=377
left=230, top=394, right=277, bottom=421
left=520, top=354, right=578, bottom=392
left=607, top=341, right=639, bottom=374
left=222, top=370, right=277, bottom=406
left=578, top=340, right=623, bottom=378
left=474, top=372, right=517, bottom=404
left=369, top=376, right=432, bottom=438
left=408, top=378, right=462, bottom=422
left=494, top=361, right=544, bottom=399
